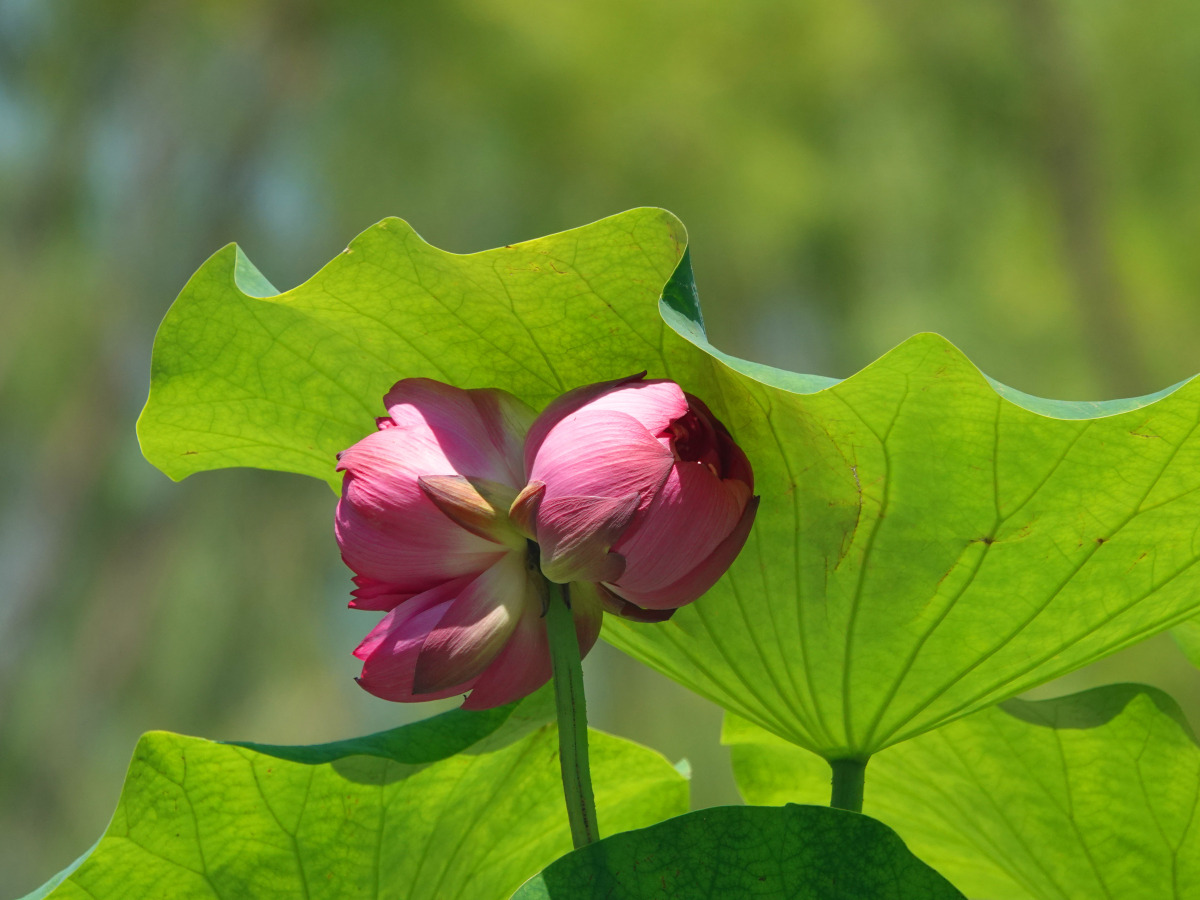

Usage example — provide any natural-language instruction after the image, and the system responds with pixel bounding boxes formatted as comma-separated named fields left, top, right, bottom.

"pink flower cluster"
left=335, top=374, right=757, bottom=709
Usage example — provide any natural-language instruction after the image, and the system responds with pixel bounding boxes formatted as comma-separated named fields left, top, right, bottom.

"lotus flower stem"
left=545, top=578, right=599, bottom=848
left=829, top=757, right=868, bottom=813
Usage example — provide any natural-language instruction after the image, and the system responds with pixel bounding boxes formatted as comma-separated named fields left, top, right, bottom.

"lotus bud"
left=522, top=374, right=758, bottom=617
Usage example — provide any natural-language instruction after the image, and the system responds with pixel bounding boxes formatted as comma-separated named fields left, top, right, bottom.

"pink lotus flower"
left=337, top=374, right=756, bottom=710
left=335, top=379, right=602, bottom=709
left=513, top=374, right=758, bottom=619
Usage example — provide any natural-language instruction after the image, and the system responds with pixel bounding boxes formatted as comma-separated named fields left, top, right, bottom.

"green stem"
left=829, top=758, right=868, bottom=813
left=545, top=579, right=599, bottom=848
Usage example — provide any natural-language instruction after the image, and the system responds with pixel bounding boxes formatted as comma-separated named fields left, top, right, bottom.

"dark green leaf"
left=513, top=804, right=965, bottom=899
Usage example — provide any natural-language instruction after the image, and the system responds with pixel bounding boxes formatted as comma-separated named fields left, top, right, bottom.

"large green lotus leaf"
left=136, top=211, right=696, bottom=488
left=25, top=689, right=687, bottom=900
left=138, top=208, right=1200, bottom=758
left=725, top=685, right=1200, bottom=900
left=513, top=804, right=964, bottom=900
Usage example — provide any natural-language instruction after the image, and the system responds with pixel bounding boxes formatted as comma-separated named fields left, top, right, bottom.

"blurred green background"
left=5, top=0, right=1200, bottom=894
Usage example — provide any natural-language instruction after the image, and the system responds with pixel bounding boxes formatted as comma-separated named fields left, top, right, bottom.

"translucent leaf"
left=139, top=209, right=1200, bottom=758
left=725, top=685, right=1200, bottom=900
left=513, top=804, right=964, bottom=899
left=27, top=689, right=687, bottom=900
left=136, top=211, right=693, bottom=488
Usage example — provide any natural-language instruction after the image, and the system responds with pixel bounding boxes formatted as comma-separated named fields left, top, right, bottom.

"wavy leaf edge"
left=146, top=209, right=1198, bottom=451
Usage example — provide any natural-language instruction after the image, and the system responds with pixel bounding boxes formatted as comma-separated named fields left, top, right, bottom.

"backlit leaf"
left=725, top=685, right=1200, bottom=899
left=139, top=209, right=1200, bottom=758
left=28, top=689, right=687, bottom=900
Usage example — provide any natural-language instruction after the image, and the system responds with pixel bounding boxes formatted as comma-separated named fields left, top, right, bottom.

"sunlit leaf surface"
left=513, top=804, right=964, bottom=899
left=140, top=208, right=1200, bottom=757
left=28, top=689, right=687, bottom=900
left=726, top=685, right=1200, bottom=900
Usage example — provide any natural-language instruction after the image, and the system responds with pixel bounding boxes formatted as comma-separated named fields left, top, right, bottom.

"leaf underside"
left=139, top=207, right=1200, bottom=758
left=31, top=689, right=687, bottom=900
left=513, top=803, right=965, bottom=900
left=725, top=684, right=1200, bottom=900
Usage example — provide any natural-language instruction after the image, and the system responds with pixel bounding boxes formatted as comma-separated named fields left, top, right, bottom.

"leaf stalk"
left=829, top=757, right=868, bottom=813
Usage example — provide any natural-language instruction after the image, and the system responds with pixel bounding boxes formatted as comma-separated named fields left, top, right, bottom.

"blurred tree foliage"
left=5, top=0, right=1200, bottom=894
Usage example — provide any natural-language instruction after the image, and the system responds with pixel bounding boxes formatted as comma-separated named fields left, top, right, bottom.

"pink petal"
left=336, top=426, right=507, bottom=590
left=464, top=387, right=538, bottom=484
left=340, top=410, right=465, bottom=482
left=528, top=410, right=675, bottom=510
left=459, top=602, right=551, bottom=710
left=460, top=581, right=603, bottom=710
left=563, top=380, right=689, bottom=448
left=523, top=373, right=647, bottom=472
left=610, top=462, right=751, bottom=605
left=352, top=576, right=468, bottom=660
left=718, top=432, right=754, bottom=491
left=611, top=494, right=760, bottom=610
left=354, top=577, right=481, bottom=702
left=348, top=574, right=414, bottom=612
left=685, top=393, right=754, bottom=489
left=412, top=553, right=531, bottom=694
left=536, top=493, right=638, bottom=584
left=336, top=496, right=506, bottom=592
left=383, top=379, right=533, bottom=487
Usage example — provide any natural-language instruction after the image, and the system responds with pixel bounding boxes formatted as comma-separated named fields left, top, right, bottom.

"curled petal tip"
left=509, top=480, right=546, bottom=539
left=418, top=475, right=522, bottom=549
left=595, top=583, right=677, bottom=622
